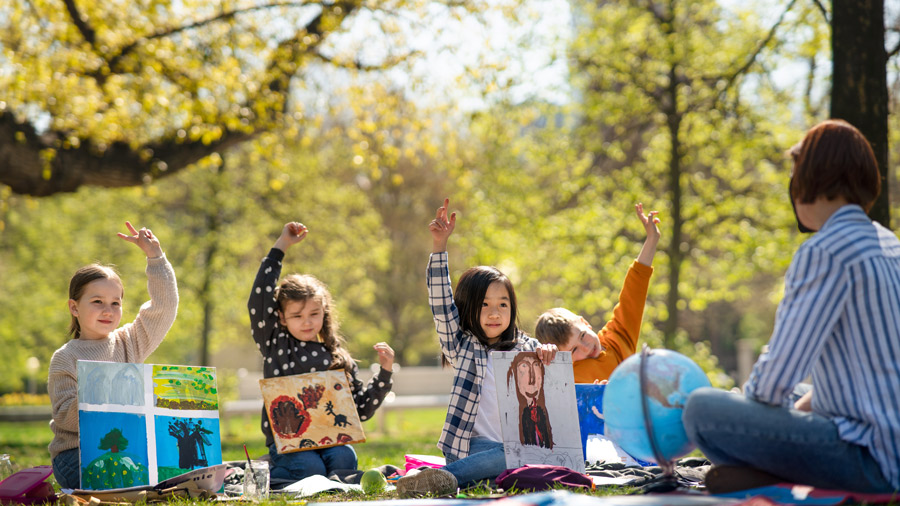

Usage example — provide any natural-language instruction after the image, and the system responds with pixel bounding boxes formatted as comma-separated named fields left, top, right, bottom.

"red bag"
left=496, top=465, right=594, bottom=491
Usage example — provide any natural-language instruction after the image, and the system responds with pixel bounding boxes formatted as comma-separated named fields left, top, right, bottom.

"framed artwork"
left=493, top=351, right=585, bottom=473
left=259, top=370, right=365, bottom=454
left=76, top=361, right=221, bottom=490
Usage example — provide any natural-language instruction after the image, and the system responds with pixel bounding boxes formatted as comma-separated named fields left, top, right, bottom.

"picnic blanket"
left=716, top=484, right=899, bottom=506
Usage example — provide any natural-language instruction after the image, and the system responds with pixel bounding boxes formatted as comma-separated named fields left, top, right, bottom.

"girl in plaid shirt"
left=397, top=199, right=557, bottom=496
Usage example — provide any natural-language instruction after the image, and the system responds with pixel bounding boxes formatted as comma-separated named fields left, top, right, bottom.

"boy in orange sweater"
left=535, top=203, right=660, bottom=383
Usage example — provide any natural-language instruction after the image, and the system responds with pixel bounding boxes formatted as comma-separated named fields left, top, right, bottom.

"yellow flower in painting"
left=123, top=470, right=128, bottom=476
left=114, top=461, right=118, bottom=466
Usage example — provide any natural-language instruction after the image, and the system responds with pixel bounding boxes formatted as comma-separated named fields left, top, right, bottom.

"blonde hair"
left=274, top=274, right=354, bottom=373
left=68, top=264, right=122, bottom=339
left=534, top=308, right=579, bottom=347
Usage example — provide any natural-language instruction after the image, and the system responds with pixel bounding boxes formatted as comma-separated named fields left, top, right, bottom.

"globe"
left=602, top=348, right=711, bottom=465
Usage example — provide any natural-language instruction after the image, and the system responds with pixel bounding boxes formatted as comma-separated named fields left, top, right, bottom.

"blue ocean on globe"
left=602, top=349, right=711, bottom=464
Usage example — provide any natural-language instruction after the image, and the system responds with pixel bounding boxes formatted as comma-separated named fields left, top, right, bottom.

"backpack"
left=496, top=465, right=594, bottom=491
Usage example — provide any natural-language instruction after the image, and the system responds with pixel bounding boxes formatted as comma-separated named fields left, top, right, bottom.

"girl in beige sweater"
left=48, top=222, right=179, bottom=489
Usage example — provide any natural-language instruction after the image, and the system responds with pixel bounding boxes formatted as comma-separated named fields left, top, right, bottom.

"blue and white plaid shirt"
left=745, top=205, right=900, bottom=489
left=427, top=252, right=540, bottom=459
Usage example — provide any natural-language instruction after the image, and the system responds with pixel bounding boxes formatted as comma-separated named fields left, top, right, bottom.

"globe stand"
left=638, top=344, right=679, bottom=490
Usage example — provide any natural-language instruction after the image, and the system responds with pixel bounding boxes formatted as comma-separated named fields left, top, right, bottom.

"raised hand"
left=429, top=198, right=456, bottom=253
left=635, top=203, right=661, bottom=267
left=274, top=222, right=308, bottom=252
left=373, top=342, right=395, bottom=372
left=635, top=203, right=660, bottom=240
left=117, top=221, right=163, bottom=258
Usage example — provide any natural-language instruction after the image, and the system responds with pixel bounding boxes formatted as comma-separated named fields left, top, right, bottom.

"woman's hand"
left=117, top=221, right=163, bottom=258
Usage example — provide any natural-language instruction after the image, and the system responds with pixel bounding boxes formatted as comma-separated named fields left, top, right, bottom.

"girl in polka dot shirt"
left=248, top=221, right=395, bottom=482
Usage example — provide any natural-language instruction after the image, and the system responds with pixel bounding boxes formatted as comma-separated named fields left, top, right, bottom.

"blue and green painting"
left=79, top=411, right=150, bottom=490
left=154, top=415, right=222, bottom=482
left=575, top=383, right=605, bottom=459
left=152, top=365, right=218, bottom=410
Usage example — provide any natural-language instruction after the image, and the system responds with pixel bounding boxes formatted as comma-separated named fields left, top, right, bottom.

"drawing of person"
left=507, top=352, right=553, bottom=449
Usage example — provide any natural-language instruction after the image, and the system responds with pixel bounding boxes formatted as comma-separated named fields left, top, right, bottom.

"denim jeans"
left=268, top=443, right=357, bottom=482
left=683, top=387, right=894, bottom=493
left=52, top=448, right=80, bottom=489
left=443, top=436, right=506, bottom=488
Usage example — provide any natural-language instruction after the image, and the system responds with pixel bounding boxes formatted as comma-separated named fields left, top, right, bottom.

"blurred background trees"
left=1, top=0, right=898, bottom=394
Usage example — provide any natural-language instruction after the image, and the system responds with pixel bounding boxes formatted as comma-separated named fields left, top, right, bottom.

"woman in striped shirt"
left=683, top=120, right=899, bottom=493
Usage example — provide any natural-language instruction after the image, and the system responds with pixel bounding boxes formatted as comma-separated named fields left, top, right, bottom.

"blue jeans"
left=52, top=448, right=80, bottom=489
left=683, top=387, right=895, bottom=493
left=268, top=444, right=357, bottom=482
left=443, top=436, right=506, bottom=488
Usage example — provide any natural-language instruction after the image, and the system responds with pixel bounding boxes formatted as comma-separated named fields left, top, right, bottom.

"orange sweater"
left=573, top=260, right=652, bottom=383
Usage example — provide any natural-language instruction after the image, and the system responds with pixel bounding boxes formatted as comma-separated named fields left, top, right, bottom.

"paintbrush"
left=243, top=443, right=253, bottom=470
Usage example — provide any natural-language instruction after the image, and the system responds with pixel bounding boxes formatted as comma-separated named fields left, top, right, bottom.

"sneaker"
left=396, top=468, right=458, bottom=497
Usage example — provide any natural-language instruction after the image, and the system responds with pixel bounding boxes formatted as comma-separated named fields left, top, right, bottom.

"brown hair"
left=68, top=264, right=122, bottom=339
left=789, top=119, right=880, bottom=211
left=534, top=308, right=578, bottom=347
left=275, top=274, right=354, bottom=374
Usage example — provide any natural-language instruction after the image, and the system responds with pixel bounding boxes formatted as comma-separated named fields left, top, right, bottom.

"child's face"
left=563, top=319, right=603, bottom=361
left=279, top=298, right=325, bottom=342
left=69, top=278, right=123, bottom=340
left=480, top=281, right=511, bottom=342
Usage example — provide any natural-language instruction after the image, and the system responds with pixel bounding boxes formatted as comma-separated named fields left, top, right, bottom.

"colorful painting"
left=154, top=415, right=222, bottom=482
left=79, top=411, right=150, bottom=489
left=77, top=360, right=222, bottom=490
left=575, top=383, right=605, bottom=459
left=77, top=362, right=144, bottom=406
left=493, top=351, right=585, bottom=473
left=152, top=365, right=218, bottom=410
left=259, top=370, right=365, bottom=454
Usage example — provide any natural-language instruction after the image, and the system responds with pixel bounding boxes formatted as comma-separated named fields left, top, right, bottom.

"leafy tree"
left=99, top=428, right=128, bottom=453
left=0, top=0, right=487, bottom=196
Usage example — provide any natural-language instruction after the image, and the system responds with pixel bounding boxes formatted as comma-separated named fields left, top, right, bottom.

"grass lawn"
left=0, top=407, right=446, bottom=471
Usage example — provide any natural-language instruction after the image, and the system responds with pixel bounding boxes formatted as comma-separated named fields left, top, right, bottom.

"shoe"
left=396, top=468, right=458, bottom=497
left=704, top=465, right=785, bottom=494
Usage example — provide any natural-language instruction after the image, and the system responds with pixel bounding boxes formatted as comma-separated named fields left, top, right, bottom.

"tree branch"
left=101, top=1, right=317, bottom=75
left=62, top=0, right=98, bottom=48
left=810, top=0, right=830, bottom=24
left=0, top=111, right=254, bottom=196
left=311, top=48, right=422, bottom=71
left=717, top=0, right=798, bottom=90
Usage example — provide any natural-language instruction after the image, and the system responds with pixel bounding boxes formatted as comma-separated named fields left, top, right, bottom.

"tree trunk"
left=831, top=0, right=889, bottom=227
left=663, top=63, right=683, bottom=351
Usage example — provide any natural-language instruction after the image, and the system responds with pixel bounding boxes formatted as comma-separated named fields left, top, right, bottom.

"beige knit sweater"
left=47, top=255, right=179, bottom=460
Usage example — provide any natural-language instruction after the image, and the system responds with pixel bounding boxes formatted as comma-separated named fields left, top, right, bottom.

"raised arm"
left=118, top=222, right=178, bottom=361
left=427, top=199, right=464, bottom=362
left=248, top=222, right=306, bottom=351
left=635, top=203, right=660, bottom=267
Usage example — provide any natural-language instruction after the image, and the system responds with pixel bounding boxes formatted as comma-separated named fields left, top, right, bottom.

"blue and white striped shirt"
left=745, top=205, right=900, bottom=489
left=427, top=252, right=540, bottom=459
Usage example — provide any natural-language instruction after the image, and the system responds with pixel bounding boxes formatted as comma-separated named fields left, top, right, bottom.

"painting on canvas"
left=77, top=360, right=222, bottom=490
left=493, top=351, right=585, bottom=473
left=259, top=370, right=365, bottom=454
left=575, top=383, right=605, bottom=459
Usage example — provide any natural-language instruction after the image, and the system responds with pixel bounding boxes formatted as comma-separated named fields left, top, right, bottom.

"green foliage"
left=98, top=428, right=128, bottom=452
